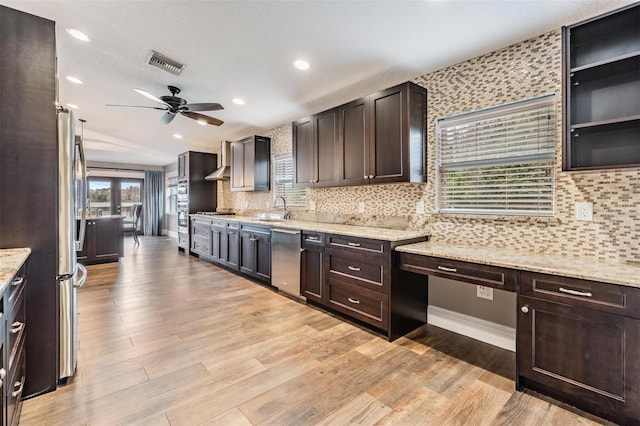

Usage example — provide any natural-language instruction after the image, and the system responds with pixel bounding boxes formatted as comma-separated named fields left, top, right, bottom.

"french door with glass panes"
left=88, top=178, right=143, bottom=221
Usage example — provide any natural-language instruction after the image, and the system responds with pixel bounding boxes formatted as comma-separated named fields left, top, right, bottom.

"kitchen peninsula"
left=76, top=216, right=124, bottom=264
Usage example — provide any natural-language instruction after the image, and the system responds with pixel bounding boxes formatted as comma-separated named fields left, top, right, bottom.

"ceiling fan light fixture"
left=232, top=98, right=245, bottom=105
left=66, top=76, right=84, bottom=85
left=66, top=28, right=91, bottom=42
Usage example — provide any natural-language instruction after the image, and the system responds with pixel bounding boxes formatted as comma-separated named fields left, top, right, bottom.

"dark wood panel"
left=301, top=244, right=323, bottom=303
left=327, top=253, right=386, bottom=292
left=315, top=108, right=339, bottom=187
left=0, top=6, right=58, bottom=397
left=292, top=117, right=314, bottom=188
left=339, top=98, right=367, bottom=185
left=326, top=235, right=387, bottom=255
left=327, top=279, right=389, bottom=331
left=370, top=87, right=403, bottom=179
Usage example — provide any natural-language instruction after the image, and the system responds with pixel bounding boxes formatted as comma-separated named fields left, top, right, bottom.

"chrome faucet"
left=275, top=196, right=291, bottom=220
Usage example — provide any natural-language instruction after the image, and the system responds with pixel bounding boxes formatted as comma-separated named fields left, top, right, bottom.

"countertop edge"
left=0, top=248, right=31, bottom=292
left=395, top=242, right=640, bottom=289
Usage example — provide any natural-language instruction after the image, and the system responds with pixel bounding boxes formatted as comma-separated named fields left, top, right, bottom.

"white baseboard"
left=163, top=230, right=178, bottom=238
left=427, top=305, right=516, bottom=352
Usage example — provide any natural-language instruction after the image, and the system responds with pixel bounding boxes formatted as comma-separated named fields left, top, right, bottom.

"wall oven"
left=177, top=181, right=188, bottom=199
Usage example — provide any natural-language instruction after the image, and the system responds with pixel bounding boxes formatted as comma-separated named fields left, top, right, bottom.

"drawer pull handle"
left=11, top=277, right=24, bottom=286
left=437, top=266, right=458, bottom=273
left=347, top=266, right=361, bottom=272
left=307, top=236, right=320, bottom=241
left=559, top=287, right=592, bottom=298
left=347, top=297, right=360, bottom=304
left=10, top=321, right=24, bottom=334
left=347, top=242, right=361, bottom=247
left=12, top=379, right=24, bottom=398
left=0, top=368, right=6, bottom=380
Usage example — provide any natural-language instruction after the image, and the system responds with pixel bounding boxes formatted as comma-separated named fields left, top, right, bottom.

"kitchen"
left=1, top=1, right=639, bottom=425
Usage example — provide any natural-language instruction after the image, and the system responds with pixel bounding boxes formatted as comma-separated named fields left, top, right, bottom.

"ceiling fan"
left=107, top=85, right=224, bottom=126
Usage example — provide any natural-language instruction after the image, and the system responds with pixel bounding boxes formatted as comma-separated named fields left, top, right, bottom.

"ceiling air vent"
left=147, top=51, right=186, bottom=76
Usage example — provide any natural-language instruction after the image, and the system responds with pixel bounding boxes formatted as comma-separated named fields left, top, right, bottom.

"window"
left=87, top=176, right=143, bottom=218
left=436, top=94, right=555, bottom=216
left=273, top=153, right=306, bottom=208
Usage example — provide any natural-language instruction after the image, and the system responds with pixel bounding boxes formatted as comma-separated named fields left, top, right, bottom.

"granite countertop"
left=0, top=248, right=31, bottom=292
left=191, top=214, right=430, bottom=242
left=395, top=241, right=640, bottom=289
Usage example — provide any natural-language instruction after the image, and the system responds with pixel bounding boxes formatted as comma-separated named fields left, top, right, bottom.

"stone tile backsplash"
left=222, top=29, right=640, bottom=263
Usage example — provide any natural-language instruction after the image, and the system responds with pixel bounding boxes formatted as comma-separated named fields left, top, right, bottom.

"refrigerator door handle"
left=73, top=264, right=87, bottom=288
left=75, top=134, right=88, bottom=252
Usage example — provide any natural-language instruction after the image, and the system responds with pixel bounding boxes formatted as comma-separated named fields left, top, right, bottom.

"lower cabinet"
left=3, top=259, right=27, bottom=426
left=517, top=271, right=640, bottom=425
left=77, top=217, right=124, bottom=264
left=240, top=224, right=271, bottom=282
left=210, top=220, right=240, bottom=270
left=301, top=232, right=324, bottom=303
left=190, top=217, right=212, bottom=260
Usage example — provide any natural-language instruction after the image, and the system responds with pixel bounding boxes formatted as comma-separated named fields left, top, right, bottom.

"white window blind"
left=273, top=153, right=306, bottom=208
left=436, top=94, right=555, bottom=215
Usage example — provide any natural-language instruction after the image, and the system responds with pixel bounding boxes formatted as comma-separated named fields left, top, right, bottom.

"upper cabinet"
left=293, top=81, right=427, bottom=189
left=231, top=135, right=271, bottom=192
left=563, top=3, right=640, bottom=171
left=293, top=108, right=339, bottom=188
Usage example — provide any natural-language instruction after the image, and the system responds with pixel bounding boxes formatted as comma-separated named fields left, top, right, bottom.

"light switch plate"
left=416, top=200, right=425, bottom=215
left=309, top=200, right=316, bottom=211
left=576, top=202, right=593, bottom=221
left=358, top=201, right=365, bottom=213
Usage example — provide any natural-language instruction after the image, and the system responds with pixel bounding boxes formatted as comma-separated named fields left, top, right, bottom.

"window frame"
left=273, top=153, right=306, bottom=209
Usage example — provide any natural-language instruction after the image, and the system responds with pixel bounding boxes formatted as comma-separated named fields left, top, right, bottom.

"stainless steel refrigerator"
left=56, top=108, right=88, bottom=383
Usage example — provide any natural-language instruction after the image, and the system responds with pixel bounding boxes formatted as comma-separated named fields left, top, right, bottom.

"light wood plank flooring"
left=21, top=236, right=609, bottom=425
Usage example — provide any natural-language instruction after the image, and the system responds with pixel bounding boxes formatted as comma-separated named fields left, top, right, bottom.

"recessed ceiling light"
left=65, top=76, right=84, bottom=85
left=197, top=120, right=207, bottom=126
left=294, top=59, right=310, bottom=70
left=173, top=134, right=183, bottom=139
left=67, top=103, right=79, bottom=109
left=232, top=98, right=245, bottom=105
left=66, top=28, right=91, bottom=42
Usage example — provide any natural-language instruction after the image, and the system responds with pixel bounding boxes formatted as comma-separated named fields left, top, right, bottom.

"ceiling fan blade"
left=106, top=104, right=168, bottom=110
left=134, top=88, right=172, bottom=109
left=181, top=111, right=223, bottom=126
left=180, top=103, right=224, bottom=112
left=160, top=111, right=177, bottom=124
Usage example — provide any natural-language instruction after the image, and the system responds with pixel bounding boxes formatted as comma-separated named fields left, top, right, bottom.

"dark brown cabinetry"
left=230, top=136, right=271, bottom=192
left=293, top=81, right=426, bottom=189
left=293, top=109, right=339, bottom=188
left=239, top=224, right=271, bottom=282
left=517, top=271, right=640, bottom=425
left=77, top=218, right=124, bottom=265
left=300, top=232, right=325, bottom=303
left=210, top=220, right=240, bottom=270
left=3, top=260, right=27, bottom=426
left=563, top=3, right=640, bottom=170
left=177, top=151, right=217, bottom=253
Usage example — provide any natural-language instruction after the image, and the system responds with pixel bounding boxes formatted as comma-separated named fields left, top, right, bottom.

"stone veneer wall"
left=225, top=29, right=640, bottom=264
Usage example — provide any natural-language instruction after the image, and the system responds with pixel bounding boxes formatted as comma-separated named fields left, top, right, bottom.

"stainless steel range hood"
left=205, top=140, right=231, bottom=180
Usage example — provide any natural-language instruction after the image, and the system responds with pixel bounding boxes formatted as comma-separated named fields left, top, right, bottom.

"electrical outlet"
left=477, top=286, right=494, bottom=300
left=309, top=200, right=316, bottom=211
left=416, top=200, right=425, bottom=215
left=358, top=201, right=365, bottom=213
left=575, top=202, right=593, bottom=221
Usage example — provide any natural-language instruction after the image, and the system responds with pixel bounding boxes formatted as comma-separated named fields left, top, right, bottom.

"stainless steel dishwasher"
left=271, top=228, right=303, bottom=299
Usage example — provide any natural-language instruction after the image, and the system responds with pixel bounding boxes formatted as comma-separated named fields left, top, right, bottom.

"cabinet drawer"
left=327, top=253, right=387, bottom=293
left=240, top=224, right=270, bottom=236
left=192, top=236, right=211, bottom=257
left=398, top=253, right=517, bottom=291
left=192, top=223, right=211, bottom=239
left=7, top=343, right=25, bottom=426
left=211, top=219, right=227, bottom=229
left=6, top=265, right=26, bottom=309
left=327, top=235, right=387, bottom=255
left=302, top=232, right=324, bottom=247
left=6, top=284, right=25, bottom=371
left=327, top=279, right=389, bottom=331
left=520, top=271, right=640, bottom=319
left=178, top=232, right=189, bottom=249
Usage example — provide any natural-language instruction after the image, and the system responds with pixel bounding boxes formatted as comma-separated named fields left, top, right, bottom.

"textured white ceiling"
left=4, top=0, right=635, bottom=166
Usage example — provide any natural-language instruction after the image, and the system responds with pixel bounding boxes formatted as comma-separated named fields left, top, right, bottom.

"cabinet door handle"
left=521, top=305, right=530, bottom=314
left=10, top=321, right=24, bottom=334
left=369, top=175, right=374, bottom=179
left=347, top=297, right=360, bottom=304
left=347, top=266, right=361, bottom=272
left=12, top=378, right=24, bottom=398
left=559, top=287, right=592, bottom=298
left=307, top=236, right=320, bottom=241
left=11, top=277, right=24, bottom=287
left=347, top=242, right=360, bottom=247
left=437, top=266, right=457, bottom=273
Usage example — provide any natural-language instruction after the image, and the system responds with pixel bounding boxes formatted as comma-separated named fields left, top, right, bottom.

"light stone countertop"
left=395, top=241, right=640, bottom=289
left=0, top=248, right=31, bottom=293
left=191, top=214, right=430, bottom=242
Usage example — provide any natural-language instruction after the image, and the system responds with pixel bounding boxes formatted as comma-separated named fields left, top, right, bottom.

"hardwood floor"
left=21, top=236, right=608, bottom=425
